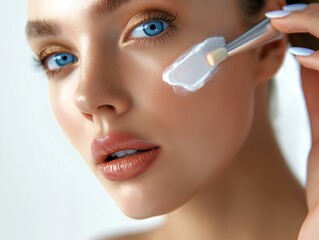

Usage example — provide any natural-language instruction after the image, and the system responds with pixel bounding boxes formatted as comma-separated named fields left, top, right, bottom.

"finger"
left=300, top=66, right=319, bottom=208
left=270, top=4, right=319, bottom=38
left=306, top=142, right=319, bottom=211
left=293, top=50, right=319, bottom=71
left=298, top=65, right=319, bottom=240
left=298, top=203, right=319, bottom=240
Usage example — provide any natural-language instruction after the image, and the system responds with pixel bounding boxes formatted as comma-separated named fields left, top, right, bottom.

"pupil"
left=150, top=24, right=156, bottom=30
left=62, top=55, right=68, bottom=61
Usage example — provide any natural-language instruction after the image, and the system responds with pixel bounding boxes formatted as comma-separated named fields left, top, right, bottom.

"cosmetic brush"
left=206, top=18, right=283, bottom=66
left=163, top=18, right=283, bottom=92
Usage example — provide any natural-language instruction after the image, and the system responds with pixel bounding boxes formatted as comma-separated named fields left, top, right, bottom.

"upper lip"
left=91, top=133, right=160, bottom=164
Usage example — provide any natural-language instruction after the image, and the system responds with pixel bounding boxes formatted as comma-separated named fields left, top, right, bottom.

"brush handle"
left=226, top=18, right=284, bottom=57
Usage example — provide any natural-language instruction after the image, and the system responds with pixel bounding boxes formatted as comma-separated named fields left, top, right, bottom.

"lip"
left=91, top=134, right=161, bottom=181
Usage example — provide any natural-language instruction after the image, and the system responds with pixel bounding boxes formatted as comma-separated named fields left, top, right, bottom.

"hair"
left=240, top=0, right=319, bottom=50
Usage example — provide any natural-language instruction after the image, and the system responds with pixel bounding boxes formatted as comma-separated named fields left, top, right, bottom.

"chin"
left=121, top=206, right=162, bottom=220
left=109, top=180, right=194, bottom=220
left=115, top=191, right=174, bottom=220
left=119, top=200, right=181, bottom=220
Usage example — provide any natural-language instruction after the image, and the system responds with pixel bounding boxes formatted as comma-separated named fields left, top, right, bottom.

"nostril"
left=106, top=105, right=116, bottom=111
left=82, top=112, right=93, bottom=121
left=79, top=104, right=120, bottom=122
left=99, top=104, right=118, bottom=114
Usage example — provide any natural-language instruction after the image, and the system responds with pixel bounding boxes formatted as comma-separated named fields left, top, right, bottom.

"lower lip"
left=98, top=148, right=160, bottom=181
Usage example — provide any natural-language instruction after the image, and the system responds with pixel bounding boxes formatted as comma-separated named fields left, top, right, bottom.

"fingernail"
left=289, top=47, right=315, bottom=56
left=265, top=10, right=291, bottom=19
left=283, top=3, right=308, bottom=11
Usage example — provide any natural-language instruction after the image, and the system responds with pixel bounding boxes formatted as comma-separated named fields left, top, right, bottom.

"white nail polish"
left=265, top=10, right=291, bottom=19
left=283, top=4, right=308, bottom=11
left=289, top=47, right=315, bottom=56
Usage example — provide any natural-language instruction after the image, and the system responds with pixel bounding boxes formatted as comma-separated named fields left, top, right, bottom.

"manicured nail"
left=283, top=3, right=308, bottom=11
left=265, top=10, right=291, bottom=19
left=289, top=47, right=315, bottom=56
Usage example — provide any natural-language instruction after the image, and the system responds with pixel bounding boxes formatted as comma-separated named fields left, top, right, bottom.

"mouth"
left=91, top=133, right=161, bottom=163
left=105, top=148, right=157, bottom=162
left=91, top=133, right=161, bottom=181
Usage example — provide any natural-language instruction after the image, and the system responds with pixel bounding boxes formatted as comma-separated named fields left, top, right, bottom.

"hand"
left=267, top=3, right=319, bottom=240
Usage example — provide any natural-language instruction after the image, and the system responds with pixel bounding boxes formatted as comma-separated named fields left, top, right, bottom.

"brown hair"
left=240, top=0, right=319, bottom=50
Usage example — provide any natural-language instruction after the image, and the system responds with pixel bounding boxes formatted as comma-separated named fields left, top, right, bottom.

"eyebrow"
left=26, top=19, right=61, bottom=38
left=26, top=0, right=134, bottom=39
left=89, top=0, right=133, bottom=21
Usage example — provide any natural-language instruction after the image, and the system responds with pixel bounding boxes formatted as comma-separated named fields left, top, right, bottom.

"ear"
left=254, top=0, right=288, bottom=84
left=254, top=35, right=288, bottom=84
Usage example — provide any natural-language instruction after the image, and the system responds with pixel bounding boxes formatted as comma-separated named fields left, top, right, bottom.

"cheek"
left=175, top=56, right=255, bottom=184
left=111, top=49, right=256, bottom=218
left=48, top=79, right=93, bottom=165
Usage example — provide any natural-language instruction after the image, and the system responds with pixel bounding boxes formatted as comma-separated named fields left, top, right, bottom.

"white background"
left=0, top=1, right=311, bottom=239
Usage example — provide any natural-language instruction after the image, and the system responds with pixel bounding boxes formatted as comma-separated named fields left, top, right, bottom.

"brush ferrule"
left=226, top=18, right=283, bottom=57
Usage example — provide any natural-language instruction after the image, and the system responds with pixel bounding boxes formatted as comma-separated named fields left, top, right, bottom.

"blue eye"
left=46, top=52, right=77, bottom=70
left=131, top=20, right=169, bottom=38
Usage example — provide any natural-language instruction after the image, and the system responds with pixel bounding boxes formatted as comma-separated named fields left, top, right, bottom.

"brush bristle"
left=206, top=47, right=228, bottom=66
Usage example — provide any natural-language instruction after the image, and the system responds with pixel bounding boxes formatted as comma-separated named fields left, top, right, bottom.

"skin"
left=26, top=0, right=319, bottom=239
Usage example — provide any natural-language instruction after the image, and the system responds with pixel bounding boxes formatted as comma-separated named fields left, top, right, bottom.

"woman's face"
left=27, top=0, right=261, bottom=218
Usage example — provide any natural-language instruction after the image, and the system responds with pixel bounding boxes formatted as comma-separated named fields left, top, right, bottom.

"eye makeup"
left=122, top=10, right=178, bottom=45
left=34, top=45, right=78, bottom=79
left=33, top=9, right=179, bottom=79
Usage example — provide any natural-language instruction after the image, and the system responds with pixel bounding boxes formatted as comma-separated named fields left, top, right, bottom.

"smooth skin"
left=26, top=0, right=319, bottom=239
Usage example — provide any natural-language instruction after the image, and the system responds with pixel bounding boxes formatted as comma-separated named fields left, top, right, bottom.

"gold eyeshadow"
left=33, top=9, right=179, bottom=80
left=122, top=9, right=178, bottom=45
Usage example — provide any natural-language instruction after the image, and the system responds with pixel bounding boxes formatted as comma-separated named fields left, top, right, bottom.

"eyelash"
left=34, top=10, right=178, bottom=79
left=124, top=10, right=178, bottom=45
left=33, top=47, right=74, bottom=79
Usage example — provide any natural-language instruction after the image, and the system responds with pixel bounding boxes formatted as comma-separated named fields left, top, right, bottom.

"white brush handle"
left=226, top=18, right=284, bottom=57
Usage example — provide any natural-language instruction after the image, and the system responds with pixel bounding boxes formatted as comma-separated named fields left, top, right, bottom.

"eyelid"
left=122, top=9, right=178, bottom=44
left=33, top=10, right=178, bottom=79
left=36, top=45, right=78, bottom=79
left=38, top=45, right=76, bottom=64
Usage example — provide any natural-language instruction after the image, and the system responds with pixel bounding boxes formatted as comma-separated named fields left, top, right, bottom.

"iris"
left=47, top=53, right=77, bottom=70
left=131, top=20, right=168, bottom=38
left=142, top=21, right=165, bottom=36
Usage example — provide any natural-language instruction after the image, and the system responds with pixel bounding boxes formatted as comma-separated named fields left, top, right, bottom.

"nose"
left=74, top=47, right=132, bottom=121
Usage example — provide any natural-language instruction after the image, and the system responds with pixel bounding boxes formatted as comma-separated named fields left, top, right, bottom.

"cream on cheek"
left=161, top=7, right=246, bottom=92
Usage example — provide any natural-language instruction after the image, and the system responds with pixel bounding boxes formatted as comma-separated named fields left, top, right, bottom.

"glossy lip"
left=91, top=134, right=161, bottom=181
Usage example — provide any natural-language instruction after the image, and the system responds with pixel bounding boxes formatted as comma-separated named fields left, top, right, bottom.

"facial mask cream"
left=162, top=37, right=226, bottom=92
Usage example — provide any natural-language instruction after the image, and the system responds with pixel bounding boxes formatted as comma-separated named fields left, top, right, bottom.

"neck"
left=154, top=84, right=307, bottom=240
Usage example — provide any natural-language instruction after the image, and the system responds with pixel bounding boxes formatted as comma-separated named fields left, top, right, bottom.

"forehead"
left=26, top=0, right=238, bottom=40
left=28, top=0, right=87, bottom=19
left=27, top=0, right=146, bottom=20
left=27, top=0, right=177, bottom=19
left=26, top=0, right=150, bottom=38
left=27, top=0, right=230, bottom=19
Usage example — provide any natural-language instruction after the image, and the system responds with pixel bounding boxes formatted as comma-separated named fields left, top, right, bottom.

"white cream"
left=162, top=36, right=226, bottom=92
